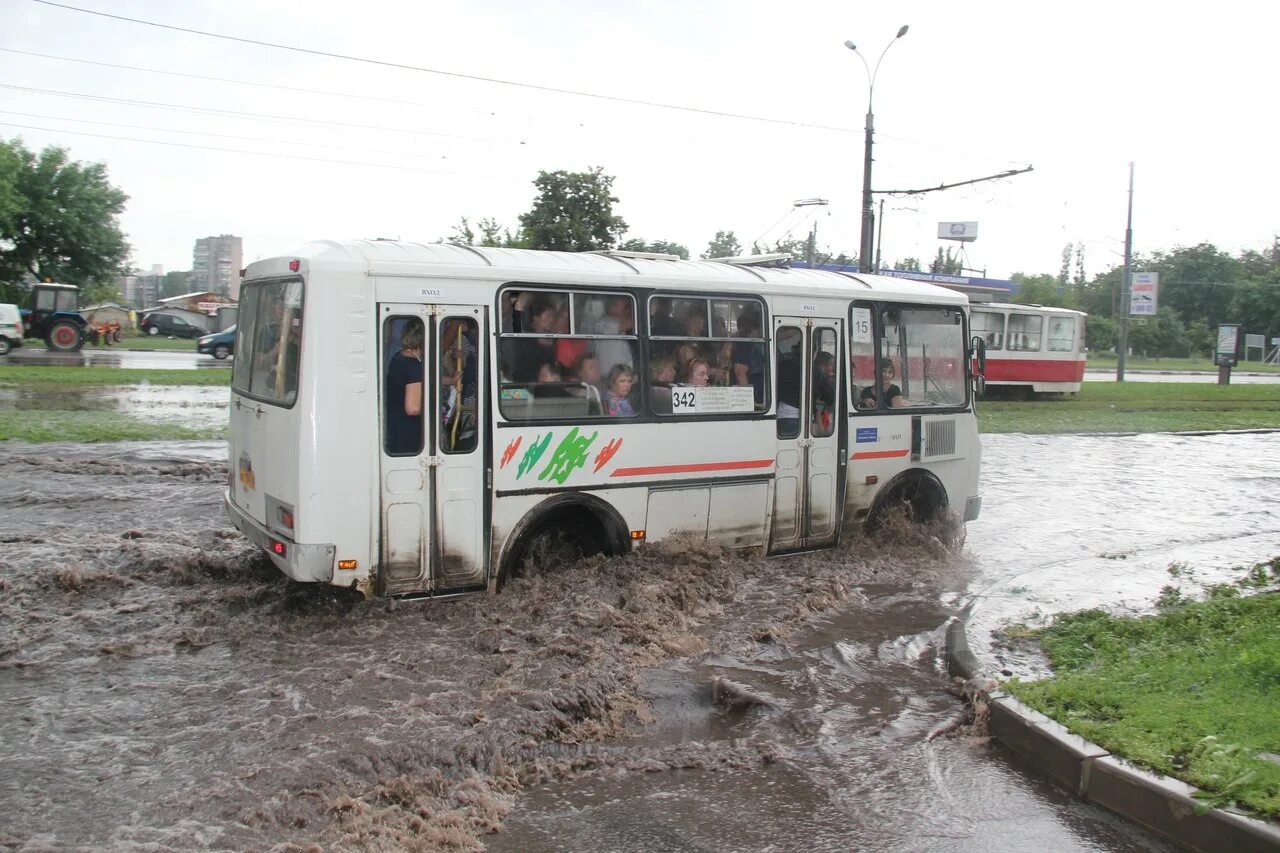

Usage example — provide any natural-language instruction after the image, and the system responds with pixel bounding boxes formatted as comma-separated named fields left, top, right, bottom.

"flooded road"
left=3, top=433, right=1278, bottom=850
left=0, top=384, right=230, bottom=431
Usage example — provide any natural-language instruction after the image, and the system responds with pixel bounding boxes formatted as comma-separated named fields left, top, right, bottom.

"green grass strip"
left=0, top=366, right=231, bottom=387
left=0, top=410, right=226, bottom=443
left=1006, top=579, right=1280, bottom=817
left=979, top=382, right=1280, bottom=433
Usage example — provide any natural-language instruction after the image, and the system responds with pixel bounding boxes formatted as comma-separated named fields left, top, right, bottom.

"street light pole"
left=845, top=25, right=909, bottom=274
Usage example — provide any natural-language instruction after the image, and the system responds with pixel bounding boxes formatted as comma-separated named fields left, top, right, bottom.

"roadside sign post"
left=1216, top=323, right=1241, bottom=385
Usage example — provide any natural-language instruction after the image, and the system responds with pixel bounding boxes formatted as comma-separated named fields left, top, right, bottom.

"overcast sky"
left=5, top=0, right=1277, bottom=281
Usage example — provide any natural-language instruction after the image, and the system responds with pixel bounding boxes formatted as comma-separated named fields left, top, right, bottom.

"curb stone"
left=943, top=617, right=1280, bottom=853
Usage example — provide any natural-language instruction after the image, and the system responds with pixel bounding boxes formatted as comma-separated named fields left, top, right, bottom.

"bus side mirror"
left=969, top=335, right=987, bottom=374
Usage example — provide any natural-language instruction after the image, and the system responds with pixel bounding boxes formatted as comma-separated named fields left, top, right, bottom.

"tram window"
left=498, top=287, right=637, bottom=420
left=649, top=294, right=769, bottom=416
left=970, top=310, right=1004, bottom=351
left=1007, top=313, right=1043, bottom=352
left=1047, top=316, right=1076, bottom=352
left=440, top=317, right=479, bottom=453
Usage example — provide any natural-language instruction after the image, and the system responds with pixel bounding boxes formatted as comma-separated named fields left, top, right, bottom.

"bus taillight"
left=270, top=540, right=287, bottom=557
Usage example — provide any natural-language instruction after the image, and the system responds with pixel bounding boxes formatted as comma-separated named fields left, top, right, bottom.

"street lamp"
left=845, top=25, right=909, bottom=273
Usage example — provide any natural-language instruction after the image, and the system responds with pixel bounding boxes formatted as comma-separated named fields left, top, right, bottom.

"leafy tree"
left=161, top=270, right=190, bottom=300
left=1059, top=243, right=1073, bottom=287
left=751, top=238, right=808, bottom=259
left=518, top=167, right=626, bottom=252
left=893, top=257, right=921, bottom=272
left=703, top=230, right=742, bottom=259
left=447, top=216, right=522, bottom=248
left=1145, top=243, right=1240, bottom=330
left=0, top=138, right=130, bottom=304
left=929, top=246, right=962, bottom=274
left=1086, top=314, right=1116, bottom=353
left=1010, top=272, right=1074, bottom=308
left=619, top=238, right=689, bottom=259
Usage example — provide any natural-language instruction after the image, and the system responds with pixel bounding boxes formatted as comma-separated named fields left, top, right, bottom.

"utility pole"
left=875, top=199, right=885, bottom=272
left=845, top=27, right=909, bottom=273
left=1117, top=162, right=1134, bottom=382
left=792, top=198, right=828, bottom=267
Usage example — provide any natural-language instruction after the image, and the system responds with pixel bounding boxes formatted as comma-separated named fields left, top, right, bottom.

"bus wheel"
left=867, top=474, right=946, bottom=532
left=500, top=504, right=614, bottom=589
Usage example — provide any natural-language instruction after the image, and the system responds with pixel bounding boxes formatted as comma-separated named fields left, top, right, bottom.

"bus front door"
left=378, top=305, right=487, bottom=596
left=769, top=317, right=846, bottom=552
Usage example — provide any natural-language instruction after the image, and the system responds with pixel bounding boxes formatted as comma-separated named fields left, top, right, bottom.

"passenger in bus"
left=682, top=358, right=711, bottom=387
left=505, top=296, right=558, bottom=382
left=674, top=342, right=702, bottom=380
left=731, top=309, right=766, bottom=404
left=649, top=297, right=676, bottom=335
left=591, top=297, right=635, bottom=374
left=386, top=317, right=425, bottom=454
left=570, top=353, right=604, bottom=414
left=441, top=318, right=478, bottom=449
left=535, top=361, right=575, bottom=398
left=649, top=355, right=676, bottom=414
left=680, top=306, right=706, bottom=338
left=775, top=329, right=802, bottom=438
left=813, top=351, right=837, bottom=433
left=604, top=364, right=637, bottom=416
left=858, top=358, right=904, bottom=409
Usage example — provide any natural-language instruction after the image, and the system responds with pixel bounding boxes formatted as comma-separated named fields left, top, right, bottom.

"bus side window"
left=440, top=317, right=479, bottom=453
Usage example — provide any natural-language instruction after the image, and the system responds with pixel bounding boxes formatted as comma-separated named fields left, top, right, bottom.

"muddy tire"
left=46, top=321, right=84, bottom=352
left=112, top=330, right=123, bottom=343
left=0, top=337, right=10, bottom=356
left=213, top=344, right=231, bottom=360
left=867, top=475, right=946, bottom=533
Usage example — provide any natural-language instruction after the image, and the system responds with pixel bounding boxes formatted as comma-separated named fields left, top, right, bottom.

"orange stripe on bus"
left=851, top=449, right=910, bottom=460
left=610, top=459, right=775, bottom=478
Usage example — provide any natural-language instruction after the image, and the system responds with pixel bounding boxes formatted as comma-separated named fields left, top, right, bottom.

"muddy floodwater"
left=0, top=385, right=230, bottom=431
left=3, top=432, right=1279, bottom=850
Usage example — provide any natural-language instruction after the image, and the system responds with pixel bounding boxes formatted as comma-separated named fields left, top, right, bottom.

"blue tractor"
left=21, top=282, right=88, bottom=352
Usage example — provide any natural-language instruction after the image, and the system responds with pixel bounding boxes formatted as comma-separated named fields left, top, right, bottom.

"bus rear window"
left=232, top=278, right=304, bottom=406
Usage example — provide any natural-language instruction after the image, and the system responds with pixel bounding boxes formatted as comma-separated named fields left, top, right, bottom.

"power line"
left=30, top=0, right=859, bottom=134
left=0, top=82, right=512, bottom=144
left=0, top=120, right=520, bottom=178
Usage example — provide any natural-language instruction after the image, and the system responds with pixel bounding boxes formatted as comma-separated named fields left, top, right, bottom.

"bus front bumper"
left=224, top=490, right=335, bottom=583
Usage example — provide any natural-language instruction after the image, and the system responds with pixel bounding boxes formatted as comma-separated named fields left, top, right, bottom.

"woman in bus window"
left=649, top=355, right=676, bottom=413
left=858, top=358, right=904, bottom=409
left=386, top=318, right=425, bottom=454
left=683, top=358, right=711, bottom=387
left=604, top=364, right=637, bottom=417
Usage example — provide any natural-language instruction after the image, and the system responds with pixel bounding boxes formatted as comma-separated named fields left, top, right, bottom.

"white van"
left=0, top=303, right=24, bottom=355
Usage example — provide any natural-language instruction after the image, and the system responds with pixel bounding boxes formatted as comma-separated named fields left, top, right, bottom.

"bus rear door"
left=378, top=305, right=487, bottom=596
left=770, top=316, right=846, bottom=552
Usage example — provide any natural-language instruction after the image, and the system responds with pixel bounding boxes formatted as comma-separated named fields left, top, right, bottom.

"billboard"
left=937, top=221, right=978, bottom=242
left=1130, top=271, right=1158, bottom=316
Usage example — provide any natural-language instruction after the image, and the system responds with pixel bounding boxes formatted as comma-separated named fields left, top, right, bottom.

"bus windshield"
left=232, top=278, right=304, bottom=406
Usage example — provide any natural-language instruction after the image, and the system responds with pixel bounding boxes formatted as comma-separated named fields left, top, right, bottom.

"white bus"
left=225, top=241, right=982, bottom=598
left=969, top=302, right=1087, bottom=395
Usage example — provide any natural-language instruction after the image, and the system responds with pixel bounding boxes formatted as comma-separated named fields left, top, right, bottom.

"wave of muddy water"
left=3, top=433, right=1278, bottom=850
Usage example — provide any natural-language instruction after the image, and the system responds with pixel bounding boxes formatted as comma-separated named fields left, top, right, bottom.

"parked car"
left=197, top=325, right=236, bottom=360
left=0, top=302, right=25, bottom=355
left=140, top=312, right=205, bottom=339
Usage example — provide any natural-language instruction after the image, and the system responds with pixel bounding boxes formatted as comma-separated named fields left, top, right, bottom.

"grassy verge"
left=979, top=382, right=1280, bottom=433
left=0, top=366, right=230, bottom=387
left=1004, top=560, right=1280, bottom=818
left=83, top=335, right=202, bottom=352
left=0, top=410, right=224, bottom=442
left=1088, top=354, right=1280, bottom=374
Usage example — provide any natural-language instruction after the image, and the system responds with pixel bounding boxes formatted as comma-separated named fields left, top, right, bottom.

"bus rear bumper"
left=963, top=496, right=982, bottom=521
left=224, top=490, right=335, bottom=583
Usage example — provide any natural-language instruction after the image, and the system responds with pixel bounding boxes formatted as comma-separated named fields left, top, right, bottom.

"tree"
left=929, top=246, right=962, bottom=274
left=0, top=138, right=130, bottom=304
left=1145, top=243, right=1240, bottom=331
left=447, top=216, right=522, bottom=248
left=1059, top=243, right=1073, bottom=287
left=703, top=230, right=742, bottom=259
left=1010, top=272, right=1072, bottom=307
left=619, top=238, right=689, bottom=259
left=518, top=167, right=627, bottom=252
left=894, top=257, right=921, bottom=272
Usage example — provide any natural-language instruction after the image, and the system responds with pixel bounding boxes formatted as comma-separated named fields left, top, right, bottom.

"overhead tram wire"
left=30, top=0, right=857, bottom=134
left=0, top=121, right=526, bottom=179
